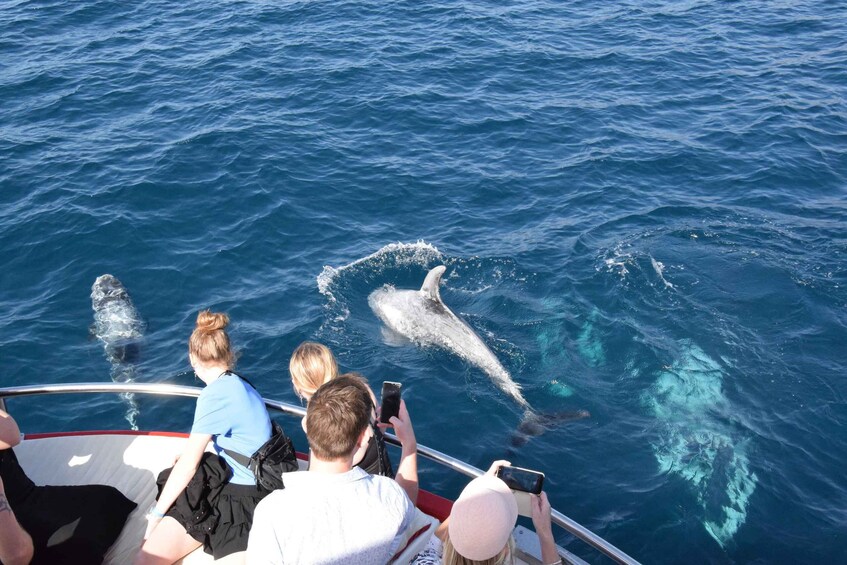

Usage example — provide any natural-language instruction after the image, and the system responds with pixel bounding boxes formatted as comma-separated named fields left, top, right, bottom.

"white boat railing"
left=0, top=382, right=641, bottom=565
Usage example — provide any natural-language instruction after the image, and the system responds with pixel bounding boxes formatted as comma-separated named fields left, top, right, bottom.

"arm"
left=144, top=432, right=211, bottom=537
left=531, top=492, right=562, bottom=565
left=385, top=399, right=418, bottom=504
left=0, top=476, right=34, bottom=565
left=0, top=410, right=22, bottom=450
left=434, top=516, right=449, bottom=542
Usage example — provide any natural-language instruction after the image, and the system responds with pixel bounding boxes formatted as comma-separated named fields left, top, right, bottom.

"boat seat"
left=17, top=432, right=214, bottom=564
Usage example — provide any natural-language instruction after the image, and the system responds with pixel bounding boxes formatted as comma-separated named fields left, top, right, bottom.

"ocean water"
left=1, top=0, right=845, bottom=563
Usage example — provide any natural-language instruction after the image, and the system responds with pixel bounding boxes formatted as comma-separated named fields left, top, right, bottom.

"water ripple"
left=2, top=0, right=846, bottom=562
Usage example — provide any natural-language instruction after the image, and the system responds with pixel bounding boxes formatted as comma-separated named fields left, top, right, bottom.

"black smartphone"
left=379, top=381, right=402, bottom=423
left=495, top=465, right=544, bottom=494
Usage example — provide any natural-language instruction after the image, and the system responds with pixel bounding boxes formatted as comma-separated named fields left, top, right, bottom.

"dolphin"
left=369, top=266, right=592, bottom=443
left=91, top=274, right=144, bottom=364
left=369, top=265, right=532, bottom=410
left=643, top=342, right=757, bottom=546
left=91, top=274, right=145, bottom=429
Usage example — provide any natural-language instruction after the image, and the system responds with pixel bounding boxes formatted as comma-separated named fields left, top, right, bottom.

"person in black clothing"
left=0, top=410, right=34, bottom=565
left=0, top=408, right=136, bottom=565
left=137, top=310, right=272, bottom=565
left=289, top=341, right=393, bottom=477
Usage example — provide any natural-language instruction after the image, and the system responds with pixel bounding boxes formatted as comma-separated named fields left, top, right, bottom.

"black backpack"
left=221, top=372, right=300, bottom=491
left=222, top=419, right=299, bottom=492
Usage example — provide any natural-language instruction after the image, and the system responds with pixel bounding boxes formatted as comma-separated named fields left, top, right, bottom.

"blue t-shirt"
left=191, top=372, right=272, bottom=485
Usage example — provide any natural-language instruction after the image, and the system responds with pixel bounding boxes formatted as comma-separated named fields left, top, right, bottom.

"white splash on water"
left=650, top=255, right=674, bottom=288
left=317, top=240, right=443, bottom=299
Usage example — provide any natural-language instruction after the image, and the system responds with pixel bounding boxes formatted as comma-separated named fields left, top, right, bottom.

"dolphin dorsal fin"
left=420, top=265, right=447, bottom=302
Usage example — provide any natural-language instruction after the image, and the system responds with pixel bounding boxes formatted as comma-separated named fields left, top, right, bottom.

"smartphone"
left=496, top=465, right=544, bottom=518
left=379, top=381, right=402, bottom=423
left=495, top=465, right=544, bottom=494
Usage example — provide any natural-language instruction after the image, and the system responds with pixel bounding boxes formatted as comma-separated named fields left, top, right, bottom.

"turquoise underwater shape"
left=535, top=304, right=608, bottom=399
left=576, top=308, right=606, bottom=368
left=535, top=318, right=575, bottom=398
left=645, top=342, right=758, bottom=547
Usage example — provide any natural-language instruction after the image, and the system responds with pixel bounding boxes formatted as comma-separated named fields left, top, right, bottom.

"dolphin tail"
left=509, top=409, right=591, bottom=448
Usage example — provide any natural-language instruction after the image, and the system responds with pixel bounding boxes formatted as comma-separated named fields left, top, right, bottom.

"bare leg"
left=134, top=517, right=202, bottom=565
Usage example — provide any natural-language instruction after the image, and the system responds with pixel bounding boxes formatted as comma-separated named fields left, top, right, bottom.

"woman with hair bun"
left=136, top=311, right=272, bottom=565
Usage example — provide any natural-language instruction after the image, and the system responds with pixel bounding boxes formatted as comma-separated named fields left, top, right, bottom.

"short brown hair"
left=305, top=375, right=372, bottom=461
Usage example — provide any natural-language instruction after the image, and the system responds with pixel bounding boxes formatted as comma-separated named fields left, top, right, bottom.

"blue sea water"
left=1, top=0, right=846, bottom=562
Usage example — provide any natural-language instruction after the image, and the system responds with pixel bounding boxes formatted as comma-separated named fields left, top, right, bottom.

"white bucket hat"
left=448, top=475, right=519, bottom=561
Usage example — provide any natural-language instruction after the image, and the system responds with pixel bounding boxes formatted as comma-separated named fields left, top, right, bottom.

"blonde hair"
left=189, top=310, right=234, bottom=369
left=290, top=341, right=338, bottom=399
left=442, top=534, right=515, bottom=565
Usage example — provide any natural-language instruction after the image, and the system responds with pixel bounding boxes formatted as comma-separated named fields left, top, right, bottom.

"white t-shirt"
left=247, top=466, right=414, bottom=565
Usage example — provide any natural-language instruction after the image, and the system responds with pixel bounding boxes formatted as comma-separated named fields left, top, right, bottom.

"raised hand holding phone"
left=376, top=383, right=415, bottom=448
left=379, top=381, right=402, bottom=423
left=376, top=390, right=419, bottom=504
left=495, top=465, right=545, bottom=517
left=495, top=465, right=545, bottom=494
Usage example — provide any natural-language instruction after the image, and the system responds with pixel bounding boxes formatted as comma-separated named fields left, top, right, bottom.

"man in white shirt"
left=247, top=374, right=418, bottom=565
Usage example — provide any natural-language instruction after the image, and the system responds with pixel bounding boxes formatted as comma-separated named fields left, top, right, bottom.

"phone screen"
left=379, top=381, right=402, bottom=423
left=496, top=465, right=544, bottom=494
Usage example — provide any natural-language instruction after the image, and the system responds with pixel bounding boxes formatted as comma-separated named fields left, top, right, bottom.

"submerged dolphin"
left=369, top=266, right=590, bottom=442
left=643, top=342, right=757, bottom=546
left=91, top=274, right=145, bottom=429
left=369, top=265, right=531, bottom=409
left=91, top=274, right=144, bottom=364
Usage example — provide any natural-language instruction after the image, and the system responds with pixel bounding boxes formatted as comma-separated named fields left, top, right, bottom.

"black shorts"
left=170, top=481, right=268, bottom=559
left=15, top=484, right=137, bottom=565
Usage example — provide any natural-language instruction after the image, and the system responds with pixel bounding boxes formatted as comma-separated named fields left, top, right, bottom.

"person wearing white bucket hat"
left=412, top=460, right=562, bottom=565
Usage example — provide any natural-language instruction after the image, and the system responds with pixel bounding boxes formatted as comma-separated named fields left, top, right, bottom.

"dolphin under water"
left=91, top=274, right=145, bottom=429
left=369, top=266, right=588, bottom=441
left=643, top=342, right=757, bottom=547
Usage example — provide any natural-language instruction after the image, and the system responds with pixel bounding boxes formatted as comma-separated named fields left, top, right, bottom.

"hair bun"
left=195, top=310, right=229, bottom=333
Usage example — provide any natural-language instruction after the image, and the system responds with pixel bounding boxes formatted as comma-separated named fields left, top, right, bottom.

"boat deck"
left=2, top=382, right=635, bottom=564
left=15, top=431, right=577, bottom=564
